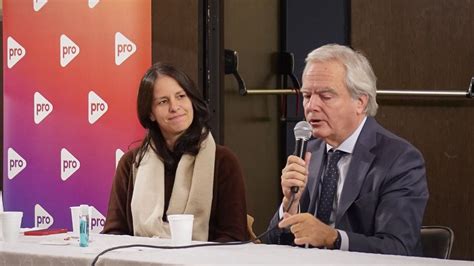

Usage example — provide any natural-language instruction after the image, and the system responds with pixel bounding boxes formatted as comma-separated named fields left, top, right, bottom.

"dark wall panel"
left=152, top=0, right=200, bottom=89
left=352, top=0, right=474, bottom=260
left=285, top=0, right=349, bottom=76
left=223, top=0, right=280, bottom=234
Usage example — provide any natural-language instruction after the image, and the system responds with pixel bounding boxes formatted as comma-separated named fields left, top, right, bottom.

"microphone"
left=291, top=121, right=313, bottom=193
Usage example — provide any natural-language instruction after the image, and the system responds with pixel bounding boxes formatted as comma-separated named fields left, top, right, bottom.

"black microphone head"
left=294, top=121, right=312, bottom=141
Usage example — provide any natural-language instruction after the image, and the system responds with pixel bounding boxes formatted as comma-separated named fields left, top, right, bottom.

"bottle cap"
left=80, top=204, right=89, bottom=215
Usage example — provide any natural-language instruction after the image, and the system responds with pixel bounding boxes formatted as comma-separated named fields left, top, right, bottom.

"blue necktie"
left=316, top=150, right=345, bottom=225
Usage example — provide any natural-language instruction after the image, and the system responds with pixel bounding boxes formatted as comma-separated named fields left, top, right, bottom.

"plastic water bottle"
left=79, top=204, right=89, bottom=247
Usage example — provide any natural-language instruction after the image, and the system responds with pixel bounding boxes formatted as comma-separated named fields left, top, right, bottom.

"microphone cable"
left=285, top=189, right=298, bottom=213
left=91, top=222, right=280, bottom=266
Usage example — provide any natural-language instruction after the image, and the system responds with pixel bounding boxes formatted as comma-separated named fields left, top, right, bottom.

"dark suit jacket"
left=264, top=117, right=429, bottom=256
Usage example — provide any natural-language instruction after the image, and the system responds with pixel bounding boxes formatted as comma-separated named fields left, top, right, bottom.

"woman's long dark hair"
left=135, top=62, right=210, bottom=168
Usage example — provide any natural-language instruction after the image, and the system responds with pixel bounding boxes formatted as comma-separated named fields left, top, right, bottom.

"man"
left=263, top=44, right=429, bottom=256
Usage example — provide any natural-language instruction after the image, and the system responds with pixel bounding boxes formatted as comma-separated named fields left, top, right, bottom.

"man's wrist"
left=331, top=230, right=342, bottom=250
left=325, top=229, right=340, bottom=249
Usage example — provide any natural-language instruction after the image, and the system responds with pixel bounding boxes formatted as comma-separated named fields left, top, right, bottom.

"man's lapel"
left=336, top=117, right=377, bottom=224
left=305, top=139, right=325, bottom=214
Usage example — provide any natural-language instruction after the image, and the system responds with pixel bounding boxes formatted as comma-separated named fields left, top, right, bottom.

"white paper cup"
left=168, top=214, right=194, bottom=246
left=70, top=206, right=80, bottom=237
left=1, top=211, right=23, bottom=242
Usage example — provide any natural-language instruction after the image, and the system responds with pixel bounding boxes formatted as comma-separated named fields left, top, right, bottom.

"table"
left=0, top=233, right=472, bottom=265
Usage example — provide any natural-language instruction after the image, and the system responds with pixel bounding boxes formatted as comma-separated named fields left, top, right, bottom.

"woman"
left=103, top=62, right=248, bottom=242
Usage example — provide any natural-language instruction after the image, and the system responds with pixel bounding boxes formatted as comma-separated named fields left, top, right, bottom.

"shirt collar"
left=326, top=116, right=367, bottom=154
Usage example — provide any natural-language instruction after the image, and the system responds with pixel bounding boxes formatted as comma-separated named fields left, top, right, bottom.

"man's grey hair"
left=303, top=44, right=378, bottom=116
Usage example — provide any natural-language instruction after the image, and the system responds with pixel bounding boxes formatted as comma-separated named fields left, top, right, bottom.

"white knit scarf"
left=131, top=133, right=215, bottom=241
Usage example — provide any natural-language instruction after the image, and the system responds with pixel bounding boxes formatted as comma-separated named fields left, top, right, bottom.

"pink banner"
left=3, top=0, right=151, bottom=232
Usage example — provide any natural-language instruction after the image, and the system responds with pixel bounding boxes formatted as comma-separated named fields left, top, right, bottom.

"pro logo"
left=88, top=91, right=108, bottom=124
left=33, top=0, right=48, bottom=12
left=7, top=36, right=26, bottom=69
left=34, top=92, right=53, bottom=124
left=61, top=148, right=81, bottom=181
left=8, top=148, right=27, bottom=180
left=35, top=204, right=54, bottom=229
left=60, top=34, right=80, bottom=67
left=88, top=0, right=100, bottom=8
left=115, top=32, right=136, bottom=65
left=90, top=206, right=106, bottom=233
left=115, top=149, right=124, bottom=169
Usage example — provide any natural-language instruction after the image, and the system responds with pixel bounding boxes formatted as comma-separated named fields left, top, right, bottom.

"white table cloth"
left=0, top=233, right=471, bottom=265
